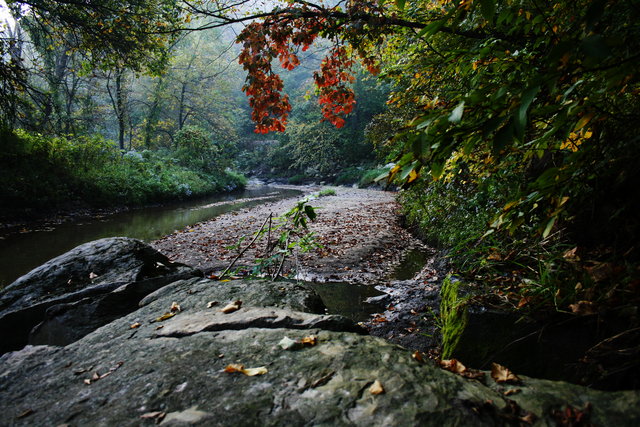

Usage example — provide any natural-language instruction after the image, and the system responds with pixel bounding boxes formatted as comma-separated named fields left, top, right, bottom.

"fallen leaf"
left=155, top=325, right=164, bottom=330
left=516, top=297, right=531, bottom=309
left=130, top=322, right=141, bottom=329
left=520, top=413, right=536, bottom=424
left=491, top=362, right=520, bottom=383
left=563, top=247, right=579, bottom=262
left=83, top=379, right=91, bottom=385
left=371, top=316, right=387, bottom=323
left=221, top=300, right=242, bottom=314
left=301, top=335, right=317, bottom=346
left=206, top=301, right=219, bottom=308
left=170, top=302, right=181, bottom=313
left=140, top=411, right=166, bottom=421
left=15, top=409, right=34, bottom=419
left=412, top=351, right=424, bottom=363
left=224, top=364, right=267, bottom=376
left=440, top=359, right=467, bottom=374
left=568, top=300, right=597, bottom=316
left=242, top=366, right=268, bottom=376
left=153, top=312, right=177, bottom=322
left=440, top=359, right=485, bottom=380
left=89, top=272, right=99, bottom=280
left=369, top=380, right=385, bottom=395
left=503, top=388, right=521, bottom=396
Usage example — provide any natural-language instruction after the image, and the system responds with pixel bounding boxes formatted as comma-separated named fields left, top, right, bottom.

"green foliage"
left=379, top=0, right=640, bottom=244
left=359, top=167, right=391, bottom=188
left=223, top=196, right=322, bottom=279
left=439, top=275, right=469, bottom=360
left=6, top=0, right=182, bottom=73
left=318, top=188, right=336, bottom=197
left=0, top=129, right=245, bottom=216
left=173, top=125, right=236, bottom=174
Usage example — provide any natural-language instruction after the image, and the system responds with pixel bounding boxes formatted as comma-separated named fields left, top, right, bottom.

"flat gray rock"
left=156, top=307, right=366, bottom=337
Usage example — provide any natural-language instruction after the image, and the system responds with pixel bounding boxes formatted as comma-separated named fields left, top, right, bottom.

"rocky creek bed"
left=1, top=188, right=639, bottom=425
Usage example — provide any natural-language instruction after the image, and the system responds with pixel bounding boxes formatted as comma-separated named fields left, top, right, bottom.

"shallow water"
left=0, top=185, right=303, bottom=289
left=308, top=282, right=384, bottom=323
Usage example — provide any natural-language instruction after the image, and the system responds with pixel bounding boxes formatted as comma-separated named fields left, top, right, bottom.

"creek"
left=0, top=185, right=303, bottom=289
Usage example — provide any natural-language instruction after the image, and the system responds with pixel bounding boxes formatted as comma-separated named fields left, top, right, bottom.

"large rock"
left=1, top=276, right=639, bottom=426
left=0, top=237, right=200, bottom=353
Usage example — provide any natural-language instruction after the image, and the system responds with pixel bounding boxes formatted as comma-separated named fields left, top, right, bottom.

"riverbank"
left=152, top=187, right=430, bottom=284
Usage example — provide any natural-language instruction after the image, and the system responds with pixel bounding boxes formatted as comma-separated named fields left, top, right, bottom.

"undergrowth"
left=0, top=129, right=246, bottom=216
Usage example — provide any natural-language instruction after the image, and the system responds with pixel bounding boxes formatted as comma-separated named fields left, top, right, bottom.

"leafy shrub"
left=0, top=129, right=245, bottom=217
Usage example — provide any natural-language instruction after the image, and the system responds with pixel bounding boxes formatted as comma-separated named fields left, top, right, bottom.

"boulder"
left=1, top=276, right=639, bottom=426
left=0, top=237, right=200, bottom=353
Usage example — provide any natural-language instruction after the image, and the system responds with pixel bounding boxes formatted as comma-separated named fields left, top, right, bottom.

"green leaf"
left=493, top=122, right=513, bottom=154
left=448, top=101, right=465, bottom=123
left=542, top=216, right=556, bottom=239
left=479, top=0, right=496, bottom=21
left=395, top=0, right=406, bottom=11
left=430, top=162, right=445, bottom=180
left=304, top=205, right=317, bottom=221
left=516, top=86, right=540, bottom=132
left=418, top=20, right=445, bottom=38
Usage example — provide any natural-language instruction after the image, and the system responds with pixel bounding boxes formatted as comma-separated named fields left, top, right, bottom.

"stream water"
left=0, top=185, right=303, bottom=289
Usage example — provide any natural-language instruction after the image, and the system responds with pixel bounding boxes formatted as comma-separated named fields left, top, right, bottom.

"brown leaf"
left=440, top=359, right=467, bottom=374
left=568, top=300, right=597, bottom=316
left=491, top=362, right=520, bottom=383
left=503, top=388, right=521, bottom=396
left=369, top=380, right=384, bottom=395
left=563, top=247, right=579, bottom=262
left=15, top=409, right=34, bottom=419
left=83, top=378, right=91, bottom=385
left=221, top=300, right=242, bottom=314
left=140, top=411, right=166, bottom=421
left=170, top=302, right=181, bottom=313
left=130, top=322, right=141, bottom=329
left=412, top=351, right=424, bottom=363
left=516, top=297, right=531, bottom=309
left=206, top=301, right=219, bottom=308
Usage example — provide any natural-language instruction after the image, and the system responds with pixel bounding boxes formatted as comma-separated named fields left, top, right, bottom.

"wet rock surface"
left=0, top=237, right=200, bottom=354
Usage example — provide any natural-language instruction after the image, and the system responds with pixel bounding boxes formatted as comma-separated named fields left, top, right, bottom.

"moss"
left=440, top=275, right=468, bottom=359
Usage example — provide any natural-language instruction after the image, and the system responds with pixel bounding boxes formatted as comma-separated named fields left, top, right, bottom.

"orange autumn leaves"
left=237, top=7, right=371, bottom=133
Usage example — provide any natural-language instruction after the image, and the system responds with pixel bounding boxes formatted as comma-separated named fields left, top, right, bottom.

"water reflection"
left=0, top=186, right=302, bottom=288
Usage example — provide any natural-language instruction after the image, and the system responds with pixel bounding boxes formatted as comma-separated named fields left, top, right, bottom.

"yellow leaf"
left=154, top=312, right=177, bottom=322
left=574, top=113, right=594, bottom=131
left=491, top=362, right=520, bottom=383
left=242, top=366, right=268, bottom=376
left=221, top=300, right=242, bottom=314
left=130, top=322, right=141, bottom=329
left=224, top=364, right=267, bottom=376
left=301, top=335, right=318, bottom=346
left=408, top=169, right=419, bottom=183
left=369, top=380, right=385, bottom=395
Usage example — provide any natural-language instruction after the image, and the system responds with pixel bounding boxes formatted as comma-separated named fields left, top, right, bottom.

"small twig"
left=272, top=236, right=289, bottom=280
left=265, top=212, right=273, bottom=262
left=220, top=214, right=271, bottom=279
